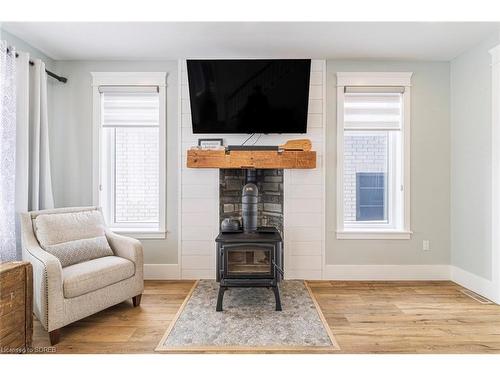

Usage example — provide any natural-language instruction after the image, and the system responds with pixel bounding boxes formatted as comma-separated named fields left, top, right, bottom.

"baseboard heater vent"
left=460, top=289, right=493, bottom=304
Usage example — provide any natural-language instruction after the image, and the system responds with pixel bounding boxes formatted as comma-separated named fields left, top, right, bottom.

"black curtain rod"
left=6, top=48, right=67, bottom=83
left=27, top=59, right=68, bottom=83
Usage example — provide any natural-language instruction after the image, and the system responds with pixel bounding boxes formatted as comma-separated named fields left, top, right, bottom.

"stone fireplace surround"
left=178, top=59, right=326, bottom=280
left=219, top=169, right=284, bottom=232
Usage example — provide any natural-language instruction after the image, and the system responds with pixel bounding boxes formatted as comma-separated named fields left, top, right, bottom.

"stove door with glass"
left=222, top=243, right=275, bottom=280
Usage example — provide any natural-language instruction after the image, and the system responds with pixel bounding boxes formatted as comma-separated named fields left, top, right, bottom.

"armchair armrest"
left=20, top=213, right=64, bottom=332
left=105, top=230, right=144, bottom=273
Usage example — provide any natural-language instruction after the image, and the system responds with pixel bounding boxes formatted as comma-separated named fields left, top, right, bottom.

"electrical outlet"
left=422, top=240, right=430, bottom=251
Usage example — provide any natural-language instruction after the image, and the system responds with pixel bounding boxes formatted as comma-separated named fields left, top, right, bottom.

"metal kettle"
left=221, top=218, right=241, bottom=232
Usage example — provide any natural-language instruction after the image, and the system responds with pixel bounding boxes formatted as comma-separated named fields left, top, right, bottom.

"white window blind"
left=100, top=86, right=159, bottom=128
left=344, top=88, right=403, bottom=131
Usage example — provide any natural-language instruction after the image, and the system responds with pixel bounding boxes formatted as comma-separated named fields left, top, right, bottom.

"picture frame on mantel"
left=198, top=138, right=224, bottom=150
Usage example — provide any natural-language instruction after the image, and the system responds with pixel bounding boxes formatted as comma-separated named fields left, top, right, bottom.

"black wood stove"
left=215, top=228, right=284, bottom=311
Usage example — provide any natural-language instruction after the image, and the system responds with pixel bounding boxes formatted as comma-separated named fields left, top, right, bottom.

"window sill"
left=111, top=230, right=166, bottom=240
left=336, top=230, right=412, bottom=240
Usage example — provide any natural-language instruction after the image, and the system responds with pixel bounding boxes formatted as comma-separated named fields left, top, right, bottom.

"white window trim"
left=336, top=72, right=413, bottom=240
left=91, top=72, right=167, bottom=239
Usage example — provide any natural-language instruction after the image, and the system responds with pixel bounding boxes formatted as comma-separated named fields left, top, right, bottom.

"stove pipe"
left=242, top=183, right=258, bottom=232
left=246, top=169, right=257, bottom=184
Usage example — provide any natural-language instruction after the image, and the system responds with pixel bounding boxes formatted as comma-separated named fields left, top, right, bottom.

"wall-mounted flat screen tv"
left=187, top=59, right=311, bottom=134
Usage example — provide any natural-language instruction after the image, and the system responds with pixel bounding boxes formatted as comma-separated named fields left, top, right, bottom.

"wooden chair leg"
left=132, top=294, right=142, bottom=307
left=49, top=329, right=60, bottom=346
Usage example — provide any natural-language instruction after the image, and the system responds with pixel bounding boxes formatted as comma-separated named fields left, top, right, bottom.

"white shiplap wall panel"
left=286, top=213, right=323, bottom=227
left=182, top=225, right=214, bottom=241
left=289, top=169, right=323, bottom=185
left=182, top=255, right=215, bottom=269
left=179, top=59, right=326, bottom=279
left=179, top=60, right=218, bottom=278
left=182, top=198, right=213, bottom=213
left=289, top=241, right=323, bottom=256
left=310, top=60, right=324, bottom=72
left=182, top=240, right=214, bottom=256
left=307, top=114, right=323, bottom=128
left=289, top=255, right=323, bottom=270
left=308, top=100, right=323, bottom=114
left=287, top=198, right=323, bottom=213
left=181, top=114, right=192, bottom=128
left=287, top=226, right=323, bottom=242
left=310, top=71, right=323, bottom=85
left=287, top=184, right=323, bottom=199
left=308, top=85, right=323, bottom=100
left=182, top=168, right=218, bottom=184
left=182, top=213, right=214, bottom=227
left=182, top=184, right=217, bottom=199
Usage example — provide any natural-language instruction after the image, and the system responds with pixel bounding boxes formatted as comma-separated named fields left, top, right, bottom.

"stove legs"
left=216, top=286, right=226, bottom=311
left=273, top=286, right=282, bottom=311
left=216, top=285, right=282, bottom=311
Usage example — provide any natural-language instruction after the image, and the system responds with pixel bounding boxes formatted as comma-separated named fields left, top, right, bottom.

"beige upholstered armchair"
left=20, top=206, right=144, bottom=345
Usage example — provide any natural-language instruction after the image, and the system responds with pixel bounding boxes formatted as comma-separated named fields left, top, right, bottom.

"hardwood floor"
left=309, top=280, right=500, bottom=353
left=31, top=280, right=500, bottom=353
left=32, top=281, right=194, bottom=354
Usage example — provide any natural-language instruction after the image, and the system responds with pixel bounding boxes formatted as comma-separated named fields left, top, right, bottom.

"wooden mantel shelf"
left=187, top=149, right=316, bottom=169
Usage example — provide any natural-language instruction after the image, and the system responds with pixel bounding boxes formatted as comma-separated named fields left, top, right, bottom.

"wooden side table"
left=0, top=261, right=33, bottom=354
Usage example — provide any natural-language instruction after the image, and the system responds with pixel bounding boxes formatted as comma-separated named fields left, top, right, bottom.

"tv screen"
left=187, top=59, right=311, bottom=134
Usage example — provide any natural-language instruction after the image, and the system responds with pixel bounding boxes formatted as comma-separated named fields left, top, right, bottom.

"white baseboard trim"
left=143, top=263, right=496, bottom=303
left=151, top=264, right=450, bottom=280
left=144, top=264, right=180, bottom=280
left=323, top=264, right=450, bottom=280
left=450, top=265, right=496, bottom=302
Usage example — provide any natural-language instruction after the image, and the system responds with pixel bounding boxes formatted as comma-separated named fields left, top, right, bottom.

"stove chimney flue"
left=242, top=182, right=258, bottom=232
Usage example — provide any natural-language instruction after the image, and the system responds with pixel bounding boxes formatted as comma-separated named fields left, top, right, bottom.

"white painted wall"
left=1, top=29, right=55, bottom=69
left=450, top=33, right=500, bottom=285
left=326, top=60, right=451, bottom=270
left=12, top=29, right=500, bottom=286
left=43, top=57, right=452, bottom=277
left=179, top=60, right=326, bottom=279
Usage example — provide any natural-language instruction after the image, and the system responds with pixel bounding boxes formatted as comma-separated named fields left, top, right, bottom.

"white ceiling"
left=3, top=22, right=500, bottom=61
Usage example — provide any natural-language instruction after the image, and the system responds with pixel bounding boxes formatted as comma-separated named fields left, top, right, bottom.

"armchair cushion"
left=62, top=256, right=135, bottom=298
left=33, top=209, right=113, bottom=267
left=34, top=210, right=106, bottom=246
left=43, top=236, right=114, bottom=267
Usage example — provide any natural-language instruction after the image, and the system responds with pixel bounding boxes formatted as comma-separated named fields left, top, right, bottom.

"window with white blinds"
left=336, top=73, right=412, bottom=239
left=96, top=83, right=165, bottom=236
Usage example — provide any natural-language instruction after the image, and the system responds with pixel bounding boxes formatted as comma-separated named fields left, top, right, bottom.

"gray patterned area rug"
left=156, top=280, right=339, bottom=353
